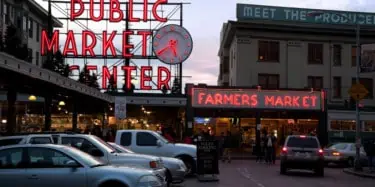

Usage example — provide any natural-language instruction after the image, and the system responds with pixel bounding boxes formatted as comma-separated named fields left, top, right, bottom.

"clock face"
left=152, top=24, right=193, bottom=65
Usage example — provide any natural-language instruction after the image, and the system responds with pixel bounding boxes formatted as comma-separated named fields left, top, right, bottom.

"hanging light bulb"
left=28, top=95, right=37, bottom=101
left=58, top=101, right=66, bottom=106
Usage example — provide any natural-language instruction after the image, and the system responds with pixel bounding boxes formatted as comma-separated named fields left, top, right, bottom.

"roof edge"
left=28, top=0, right=64, bottom=28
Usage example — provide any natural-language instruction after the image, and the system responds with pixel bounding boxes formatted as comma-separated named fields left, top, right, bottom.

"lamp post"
left=308, top=12, right=362, bottom=171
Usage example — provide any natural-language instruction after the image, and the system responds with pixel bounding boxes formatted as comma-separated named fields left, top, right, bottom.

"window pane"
left=286, top=137, right=319, bottom=148
left=61, top=137, right=98, bottom=154
left=136, top=132, right=157, bottom=146
left=328, top=143, right=348, bottom=150
left=333, top=77, right=341, bottom=98
left=28, top=148, right=78, bottom=168
left=352, top=47, right=357, bottom=66
left=308, top=77, right=313, bottom=88
left=333, top=45, right=341, bottom=66
left=268, top=75, right=279, bottom=89
left=258, top=75, right=267, bottom=87
left=364, top=121, right=375, bottom=132
left=29, top=137, right=52, bottom=144
left=0, top=148, right=23, bottom=169
left=120, top=132, right=132, bottom=146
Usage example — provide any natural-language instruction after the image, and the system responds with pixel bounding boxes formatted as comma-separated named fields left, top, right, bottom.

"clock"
left=152, top=24, right=193, bottom=65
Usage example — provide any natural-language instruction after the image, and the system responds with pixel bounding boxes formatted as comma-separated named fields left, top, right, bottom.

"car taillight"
left=282, top=147, right=287, bottom=152
left=299, top=135, right=306, bottom=138
left=318, top=149, right=323, bottom=155
left=332, top=152, right=340, bottom=156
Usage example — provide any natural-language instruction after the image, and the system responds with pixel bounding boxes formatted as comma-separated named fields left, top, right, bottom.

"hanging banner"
left=115, top=97, right=127, bottom=120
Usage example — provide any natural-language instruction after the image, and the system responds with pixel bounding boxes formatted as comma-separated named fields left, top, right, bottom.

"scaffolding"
left=48, top=0, right=191, bottom=93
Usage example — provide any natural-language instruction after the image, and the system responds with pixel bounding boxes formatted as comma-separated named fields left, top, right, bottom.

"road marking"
left=237, top=168, right=266, bottom=187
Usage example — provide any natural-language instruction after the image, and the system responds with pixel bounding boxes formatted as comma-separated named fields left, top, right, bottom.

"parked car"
left=280, top=135, right=325, bottom=176
left=115, top=130, right=197, bottom=174
left=0, top=134, right=53, bottom=146
left=324, top=142, right=368, bottom=166
left=0, top=144, right=166, bottom=187
left=108, top=142, right=187, bottom=184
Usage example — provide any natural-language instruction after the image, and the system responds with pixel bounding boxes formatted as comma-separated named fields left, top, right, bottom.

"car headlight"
left=137, top=175, right=163, bottom=187
left=149, top=160, right=163, bottom=169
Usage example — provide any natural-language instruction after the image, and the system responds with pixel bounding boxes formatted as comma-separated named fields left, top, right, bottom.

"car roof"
left=0, top=143, right=67, bottom=150
left=0, top=134, right=52, bottom=139
left=116, top=130, right=153, bottom=133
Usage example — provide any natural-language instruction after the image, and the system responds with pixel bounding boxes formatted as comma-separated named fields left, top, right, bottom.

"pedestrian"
left=256, top=134, right=265, bottom=163
left=265, top=132, right=277, bottom=164
left=219, top=132, right=225, bottom=159
left=222, top=131, right=232, bottom=163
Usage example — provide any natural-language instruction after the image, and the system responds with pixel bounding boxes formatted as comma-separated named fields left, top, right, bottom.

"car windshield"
left=62, top=146, right=105, bottom=167
left=152, top=131, right=170, bottom=143
left=91, top=136, right=117, bottom=153
left=328, top=143, right=349, bottom=150
left=108, top=142, right=134, bottom=153
left=287, top=137, right=319, bottom=148
left=0, top=138, right=22, bottom=146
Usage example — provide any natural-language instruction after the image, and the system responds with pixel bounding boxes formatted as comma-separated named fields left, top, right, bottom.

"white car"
left=108, top=142, right=187, bottom=184
left=0, top=144, right=166, bottom=187
left=0, top=134, right=53, bottom=146
left=115, top=130, right=197, bottom=174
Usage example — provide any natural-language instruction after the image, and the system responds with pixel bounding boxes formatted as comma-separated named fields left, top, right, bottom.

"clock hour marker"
left=184, top=34, right=189, bottom=39
left=170, top=58, right=174, bottom=63
left=170, top=25, right=175, bottom=31
left=156, top=34, right=161, bottom=39
left=154, top=42, right=159, bottom=46
left=187, top=43, right=191, bottom=47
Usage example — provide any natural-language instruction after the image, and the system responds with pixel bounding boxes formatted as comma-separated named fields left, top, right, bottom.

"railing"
left=0, top=52, right=114, bottom=103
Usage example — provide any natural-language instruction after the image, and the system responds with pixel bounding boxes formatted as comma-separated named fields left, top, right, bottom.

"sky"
left=34, top=0, right=375, bottom=90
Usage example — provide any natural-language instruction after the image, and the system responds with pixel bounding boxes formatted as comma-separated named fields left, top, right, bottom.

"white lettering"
left=291, top=10, right=299, bottom=20
left=300, top=10, right=306, bottom=21
left=262, top=8, right=269, bottom=18
left=322, top=13, right=330, bottom=23
left=331, top=14, right=340, bottom=23
left=254, top=7, right=261, bottom=17
left=284, top=9, right=291, bottom=19
left=270, top=8, right=276, bottom=18
left=358, top=14, right=365, bottom=24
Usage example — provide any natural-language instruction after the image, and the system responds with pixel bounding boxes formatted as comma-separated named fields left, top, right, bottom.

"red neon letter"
left=69, top=65, right=79, bottom=71
left=140, top=66, right=152, bottom=90
left=122, top=66, right=136, bottom=89
left=41, top=29, right=59, bottom=56
left=138, top=31, right=151, bottom=56
left=86, top=65, right=97, bottom=72
left=198, top=92, right=205, bottom=104
left=128, top=0, right=140, bottom=22
left=143, top=0, right=148, bottom=22
left=122, top=31, right=134, bottom=58
left=70, top=0, right=84, bottom=21
left=63, top=30, right=78, bottom=56
left=102, top=66, right=117, bottom=89
left=102, top=31, right=117, bottom=57
left=152, top=0, right=168, bottom=22
left=89, top=0, right=104, bottom=21
left=109, top=0, right=123, bottom=22
left=157, top=66, right=171, bottom=90
left=82, top=31, right=97, bottom=57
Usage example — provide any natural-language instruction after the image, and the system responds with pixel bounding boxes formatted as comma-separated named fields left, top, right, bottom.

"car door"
left=25, top=147, right=86, bottom=187
left=0, top=147, right=28, bottom=187
left=134, top=132, right=164, bottom=156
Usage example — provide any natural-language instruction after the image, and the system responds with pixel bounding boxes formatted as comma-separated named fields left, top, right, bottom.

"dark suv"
left=280, top=135, right=324, bottom=176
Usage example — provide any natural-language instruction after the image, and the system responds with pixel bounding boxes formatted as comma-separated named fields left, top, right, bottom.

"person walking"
left=256, top=134, right=265, bottom=163
left=265, top=132, right=277, bottom=164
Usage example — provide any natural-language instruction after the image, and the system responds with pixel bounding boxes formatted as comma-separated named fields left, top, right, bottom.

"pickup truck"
left=115, top=130, right=197, bottom=174
left=0, top=134, right=53, bottom=146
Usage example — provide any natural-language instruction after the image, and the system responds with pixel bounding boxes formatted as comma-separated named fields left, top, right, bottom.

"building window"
left=364, top=121, right=375, bottom=132
left=28, top=18, right=33, bottom=38
left=258, top=74, right=279, bottom=89
left=23, top=16, right=28, bottom=32
left=333, top=77, right=342, bottom=98
left=36, top=24, right=40, bottom=42
left=330, top=120, right=356, bottom=131
left=308, top=43, right=323, bottom=64
left=258, top=41, right=279, bottom=62
left=28, top=48, right=33, bottom=63
left=351, top=78, right=373, bottom=99
left=351, top=46, right=357, bottom=66
left=307, top=76, right=323, bottom=90
left=333, top=44, right=341, bottom=66
left=35, top=51, right=39, bottom=66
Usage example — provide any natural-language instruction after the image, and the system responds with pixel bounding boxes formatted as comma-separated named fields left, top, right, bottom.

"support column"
left=185, top=84, right=194, bottom=136
left=44, top=96, right=52, bottom=131
left=72, top=101, right=78, bottom=132
left=6, top=88, right=17, bottom=135
left=255, top=112, right=261, bottom=155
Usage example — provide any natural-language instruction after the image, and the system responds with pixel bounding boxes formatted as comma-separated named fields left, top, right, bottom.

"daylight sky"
left=34, top=0, right=375, bottom=88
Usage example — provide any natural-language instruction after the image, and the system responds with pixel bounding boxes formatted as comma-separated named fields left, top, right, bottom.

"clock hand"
left=170, top=40, right=178, bottom=57
left=157, top=46, right=170, bottom=55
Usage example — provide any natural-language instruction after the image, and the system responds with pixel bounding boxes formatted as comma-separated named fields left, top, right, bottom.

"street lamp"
left=58, top=101, right=66, bottom=106
left=308, top=12, right=362, bottom=171
left=28, top=95, right=37, bottom=101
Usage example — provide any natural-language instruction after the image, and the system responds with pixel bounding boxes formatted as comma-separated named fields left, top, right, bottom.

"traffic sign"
left=348, top=83, right=369, bottom=101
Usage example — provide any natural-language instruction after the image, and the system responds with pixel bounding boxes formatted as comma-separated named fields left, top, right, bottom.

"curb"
left=343, top=168, right=375, bottom=179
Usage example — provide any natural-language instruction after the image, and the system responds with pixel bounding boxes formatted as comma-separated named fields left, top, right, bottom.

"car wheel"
left=176, top=156, right=195, bottom=175
left=280, top=164, right=287, bottom=175
left=347, top=157, right=354, bottom=167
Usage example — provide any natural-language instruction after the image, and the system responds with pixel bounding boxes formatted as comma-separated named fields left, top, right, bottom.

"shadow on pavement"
left=282, top=170, right=323, bottom=178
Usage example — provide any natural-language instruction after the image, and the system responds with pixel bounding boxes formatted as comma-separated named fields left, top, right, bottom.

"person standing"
left=256, top=133, right=265, bottom=163
left=265, top=132, right=277, bottom=164
left=222, top=131, right=232, bottom=163
left=365, top=139, right=375, bottom=171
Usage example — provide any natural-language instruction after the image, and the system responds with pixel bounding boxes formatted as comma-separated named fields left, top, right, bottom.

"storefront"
left=185, top=84, right=328, bottom=152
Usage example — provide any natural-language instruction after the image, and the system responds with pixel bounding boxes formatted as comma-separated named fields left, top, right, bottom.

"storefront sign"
left=115, top=97, right=126, bottom=120
left=192, top=88, right=323, bottom=110
left=41, top=0, right=193, bottom=90
left=237, top=4, right=375, bottom=25
left=197, top=140, right=219, bottom=175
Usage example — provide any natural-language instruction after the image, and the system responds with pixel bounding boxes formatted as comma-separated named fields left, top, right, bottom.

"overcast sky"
left=34, top=0, right=375, bottom=89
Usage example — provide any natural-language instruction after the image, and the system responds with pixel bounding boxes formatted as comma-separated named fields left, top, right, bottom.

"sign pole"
left=354, top=23, right=362, bottom=171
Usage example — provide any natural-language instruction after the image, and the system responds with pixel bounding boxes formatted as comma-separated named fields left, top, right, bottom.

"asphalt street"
left=174, top=160, right=374, bottom=187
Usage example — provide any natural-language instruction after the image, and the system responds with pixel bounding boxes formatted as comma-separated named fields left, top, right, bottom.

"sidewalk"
left=219, top=152, right=280, bottom=160
left=343, top=167, right=375, bottom=179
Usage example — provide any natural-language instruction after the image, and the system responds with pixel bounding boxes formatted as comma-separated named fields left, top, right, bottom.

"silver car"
left=0, top=144, right=166, bottom=187
left=108, top=142, right=187, bottom=184
left=324, top=142, right=368, bottom=166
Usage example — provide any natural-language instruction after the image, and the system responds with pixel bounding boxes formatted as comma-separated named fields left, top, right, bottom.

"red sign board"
left=191, top=88, right=323, bottom=110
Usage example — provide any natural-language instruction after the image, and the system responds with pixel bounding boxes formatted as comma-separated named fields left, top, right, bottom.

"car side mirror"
left=90, top=148, right=104, bottom=157
left=66, top=160, right=80, bottom=168
left=156, top=140, right=162, bottom=147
